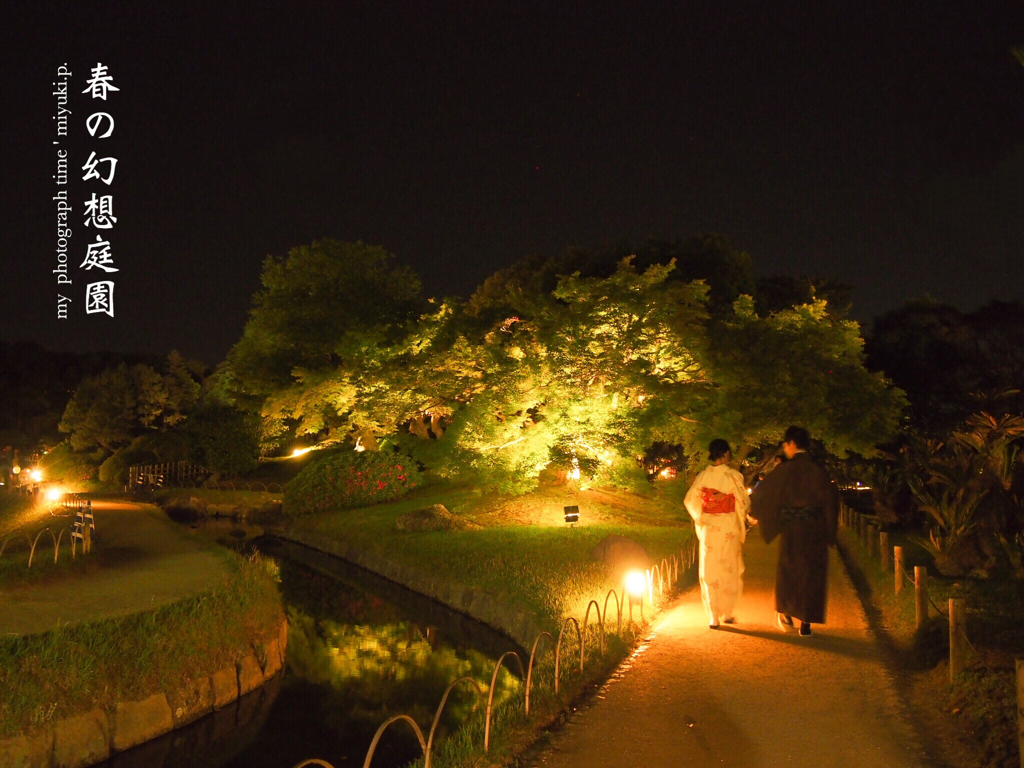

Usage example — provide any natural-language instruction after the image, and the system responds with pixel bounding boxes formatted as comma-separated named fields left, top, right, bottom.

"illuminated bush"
left=283, top=449, right=421, bottom=515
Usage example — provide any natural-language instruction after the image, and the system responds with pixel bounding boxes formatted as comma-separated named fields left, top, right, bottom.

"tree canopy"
left=225, top=239, right=425, bottom=404
left=867, top=298, right=1024, bottom=435
left=59, top=353, right=205, bottom=453
left=222, top=238, right=905, bottom=490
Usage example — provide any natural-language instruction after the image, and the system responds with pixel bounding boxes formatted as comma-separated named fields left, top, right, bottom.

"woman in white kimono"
left=684, top=439, right=751, bottom=628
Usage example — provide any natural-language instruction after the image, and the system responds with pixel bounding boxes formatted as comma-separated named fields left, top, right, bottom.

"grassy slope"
left=289, top=481, right=695, bottom=633
left=0, top=553, right=284, bottom=738
left=839, top=524, right=1023, bottom=768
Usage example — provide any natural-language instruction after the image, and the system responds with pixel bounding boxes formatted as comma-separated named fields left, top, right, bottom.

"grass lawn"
left=0, top=493, right=44, bottom=539
left=287, top=479, right=694, bottom=634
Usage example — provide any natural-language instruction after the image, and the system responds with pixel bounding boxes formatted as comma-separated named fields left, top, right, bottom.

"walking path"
left=528, top=535, right=924, bottom=768
left=0, top=500, right=230, bottom=636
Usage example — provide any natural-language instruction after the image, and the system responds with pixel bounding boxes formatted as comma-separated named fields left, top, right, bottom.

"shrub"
left=181, top=402, right=260, bottom=476
left=99, top=442, right=156, bottom=484
left=39, top=443, right=97, bottom=486
left=283, top=449, right=420, bottom=515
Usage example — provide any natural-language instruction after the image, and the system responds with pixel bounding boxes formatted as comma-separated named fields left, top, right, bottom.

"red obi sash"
left=700, top=487, right=736, bottom=515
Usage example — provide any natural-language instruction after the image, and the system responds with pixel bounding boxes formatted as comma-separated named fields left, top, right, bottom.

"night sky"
left=4, top=2, right=1023, bottom=365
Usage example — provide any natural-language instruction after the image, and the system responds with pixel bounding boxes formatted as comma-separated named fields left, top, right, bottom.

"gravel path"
left=0, top=500, right=230, bottom=636
left=528, top=535, right=925, bottom=768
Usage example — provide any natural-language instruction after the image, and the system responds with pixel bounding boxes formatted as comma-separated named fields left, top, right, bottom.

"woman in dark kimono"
left=750, top=426, right=839, bottom=637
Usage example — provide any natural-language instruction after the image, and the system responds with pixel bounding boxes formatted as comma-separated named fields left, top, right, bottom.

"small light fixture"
left=625, top=570, right=646, bottom=599
left=290, top=447, right=312, bottom=457
left=12, top=465, right=20, bottom=475
left=563, top=505, right=580, bottom=524
left=31, top=469, right=43, bottom=482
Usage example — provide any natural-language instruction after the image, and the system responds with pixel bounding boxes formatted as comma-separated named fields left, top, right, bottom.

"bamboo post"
left=880, top=532, right=890, bottom=570
left=915, top=566, right=928, bottom=628
left=1015, top=659, right=1023, bottom=768
left=949, top=598, right=966, bottom=683
left=867, top=523, right=878, bottom=559
left=894, top=546, right=904, bottom=595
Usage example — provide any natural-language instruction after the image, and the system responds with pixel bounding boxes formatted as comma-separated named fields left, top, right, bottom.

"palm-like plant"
left=908, top=443, right=990, bottom=574
left=908, top=412, right=1024, bottom=576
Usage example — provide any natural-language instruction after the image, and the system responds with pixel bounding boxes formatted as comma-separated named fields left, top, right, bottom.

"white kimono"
left=684, top=463, right=751, bottom=623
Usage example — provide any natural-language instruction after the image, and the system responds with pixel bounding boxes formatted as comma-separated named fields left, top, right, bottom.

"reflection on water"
left=95, top=533, right=521, bottom=768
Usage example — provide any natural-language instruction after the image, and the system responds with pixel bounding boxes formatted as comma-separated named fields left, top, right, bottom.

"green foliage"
left=59, top=355, right=204, bottom=453
left=38, top=443, right=97, bottom=486
left=867, top=299, right=1024, bottom=436
left=708, top=297, right=905, bottom=456
left=596, top=455, right=652, bottom=495
left=182, top=401, right=261, bottom=476
left=950, top=668, right=1019, bottom=768
left=225, top=239, right=425, bottom=410
left=906, top=413, right=1024, bottom=576
left=226, top=238, right=905, bottom=498
left=97, top=432, right=192, bottom=485
left=99, top=446, right=149, bottom=485
left=283, top=449, right=421, bottom=515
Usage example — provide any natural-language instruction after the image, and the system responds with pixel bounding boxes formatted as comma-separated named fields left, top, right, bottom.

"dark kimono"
left=751, top=452, right=839, bottom=624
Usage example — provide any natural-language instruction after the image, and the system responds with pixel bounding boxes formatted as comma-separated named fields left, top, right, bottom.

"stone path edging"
left=0, top=620, right=288, bottom=768
left=274, top=527, right=545, bottom=649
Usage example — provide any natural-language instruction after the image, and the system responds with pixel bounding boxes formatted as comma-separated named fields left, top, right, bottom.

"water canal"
left=96, top=527, right=523, bottom=768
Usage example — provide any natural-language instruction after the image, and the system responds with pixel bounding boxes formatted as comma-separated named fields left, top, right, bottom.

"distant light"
left=290, top=447, right=312, bottom=458
left=31, top=469, right=43, bottom=482
left=625, top=570, right=646, bottom=598
left=46, top=487, right=63, bottom=502
left=659, top=467, right=676, bottom=479
left=564, top=505, right=580, bottom=524
left=747, top=487, right=753, bottom=495
left=12, top=465, right=20, bottom=475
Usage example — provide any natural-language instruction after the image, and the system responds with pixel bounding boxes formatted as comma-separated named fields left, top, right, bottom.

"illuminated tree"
left=707, top=296, right=905, bottom=457
left=225, top=239, right=425, bottom=408
left=228, top=239, right=905, bottom=492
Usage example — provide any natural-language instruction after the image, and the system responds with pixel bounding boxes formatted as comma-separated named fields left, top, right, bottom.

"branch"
left=481, top=436, right=527, bottom=451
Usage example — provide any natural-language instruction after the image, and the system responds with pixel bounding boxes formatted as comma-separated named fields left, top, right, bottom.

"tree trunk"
left=355, top=430, right=379, bottom=452
left=409, top=413, right=430, bottom=440
left=429, top=412, right=444, bottom=439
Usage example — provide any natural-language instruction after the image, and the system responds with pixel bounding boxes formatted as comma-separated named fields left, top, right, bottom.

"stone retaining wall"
left=273, top=528, right=545, bottom=650
left=0, top=620, right=288, bottom=768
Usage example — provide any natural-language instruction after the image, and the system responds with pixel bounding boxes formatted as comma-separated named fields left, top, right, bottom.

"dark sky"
left=4, top=1, right=1023, bottom=365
